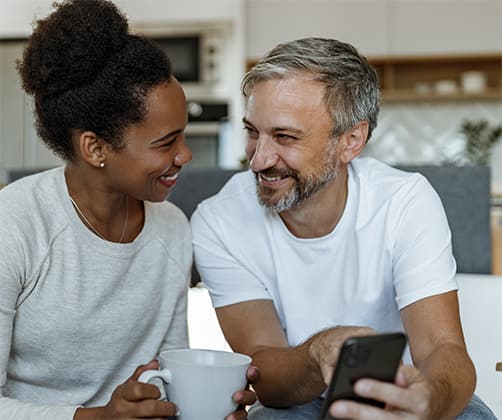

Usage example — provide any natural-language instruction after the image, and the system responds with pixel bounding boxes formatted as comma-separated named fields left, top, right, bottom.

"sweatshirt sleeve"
left=0, top=398, right=78, bottom=420
left=0, top=205, right=79, bottom=420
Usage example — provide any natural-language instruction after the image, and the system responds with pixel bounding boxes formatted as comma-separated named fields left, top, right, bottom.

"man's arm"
left=328, top=290, right=475, bottom=419
left=401, top=290, right=475, bottom=418
left=216, top=299, right=373, bottom=407
left=216, top=299, right=323, bottom=406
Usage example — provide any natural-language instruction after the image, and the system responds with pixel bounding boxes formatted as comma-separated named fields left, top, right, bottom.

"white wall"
left=364, top=101, right=502, bottom=183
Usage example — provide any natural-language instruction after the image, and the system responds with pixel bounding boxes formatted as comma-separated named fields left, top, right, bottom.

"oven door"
left=184, top=121, right=221, bottom=169
left=183, top=101, right=227, bottom=169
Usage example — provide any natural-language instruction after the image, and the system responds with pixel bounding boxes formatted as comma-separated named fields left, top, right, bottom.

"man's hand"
left=308, top=326, right=376, bottom=386
left=328, top=364, right=433, bottom=419
left=74, top=360, right=177, bottom=419
left=225, top=365, right=260, bottom=420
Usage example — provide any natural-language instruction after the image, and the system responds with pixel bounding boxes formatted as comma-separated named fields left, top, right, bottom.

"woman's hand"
left=74, top=360, right=177, bottom=419
left=225, top=365, right=260, bottom=420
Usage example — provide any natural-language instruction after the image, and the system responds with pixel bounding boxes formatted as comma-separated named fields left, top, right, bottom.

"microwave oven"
left=147, top=33, right=221, bottom=84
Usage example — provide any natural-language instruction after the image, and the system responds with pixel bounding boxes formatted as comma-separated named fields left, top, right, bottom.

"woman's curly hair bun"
left=19, top=0, right=129, bottom=97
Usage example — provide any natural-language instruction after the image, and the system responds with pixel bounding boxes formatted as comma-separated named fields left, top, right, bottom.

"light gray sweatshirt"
left=0, top=167, right=191, bottom=420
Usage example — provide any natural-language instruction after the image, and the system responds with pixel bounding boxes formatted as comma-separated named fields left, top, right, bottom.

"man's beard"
left=255, top=140, right=340, bottom=213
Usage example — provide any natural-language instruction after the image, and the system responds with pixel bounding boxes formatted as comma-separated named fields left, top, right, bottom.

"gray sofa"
left=168, top=165, right=492, bottom=285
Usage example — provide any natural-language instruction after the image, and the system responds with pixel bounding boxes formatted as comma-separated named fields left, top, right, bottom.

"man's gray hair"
left=242, top=37, right=380, bottom=140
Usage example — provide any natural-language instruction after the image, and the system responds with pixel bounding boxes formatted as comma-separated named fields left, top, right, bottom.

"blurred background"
left=1, top=0, right=501, bottom=271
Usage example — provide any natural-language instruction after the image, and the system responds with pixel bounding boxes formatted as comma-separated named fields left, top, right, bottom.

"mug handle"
left=138, top=368, right=172, bottom=400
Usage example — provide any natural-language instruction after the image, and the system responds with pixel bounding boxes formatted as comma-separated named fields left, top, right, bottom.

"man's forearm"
left=418, top=342, right=476, bottom=418
left=251, top=338, right=327, bottom=407
left=250, top=326, right=377, bottom=407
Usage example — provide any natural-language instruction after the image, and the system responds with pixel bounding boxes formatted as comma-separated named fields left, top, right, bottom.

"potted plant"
left=460, top=119, right=502, bottom=166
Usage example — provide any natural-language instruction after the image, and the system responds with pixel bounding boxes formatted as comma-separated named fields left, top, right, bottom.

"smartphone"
left=319, top=332, right=407, bottom=420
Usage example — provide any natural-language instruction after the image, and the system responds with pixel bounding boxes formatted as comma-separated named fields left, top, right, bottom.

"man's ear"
left=78, top=131, right=108, bottom=168
left=338, top=121, right=368, bottom=164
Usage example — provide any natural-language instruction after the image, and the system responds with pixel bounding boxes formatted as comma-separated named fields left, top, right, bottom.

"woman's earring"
left=99, top=161, right=105, bottom=168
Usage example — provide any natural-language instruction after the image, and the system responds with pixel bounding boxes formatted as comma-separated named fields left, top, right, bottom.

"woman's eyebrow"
left=150, top=128, right=184, bottom=144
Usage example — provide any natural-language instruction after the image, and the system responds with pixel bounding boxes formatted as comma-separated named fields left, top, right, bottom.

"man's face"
left=243, top=76, right=340, bottom=212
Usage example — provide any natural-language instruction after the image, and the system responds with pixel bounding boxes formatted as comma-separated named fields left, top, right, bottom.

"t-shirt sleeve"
left=191, top=203, right=272, bottom=308
left=391, top=175, right=457, bottom=309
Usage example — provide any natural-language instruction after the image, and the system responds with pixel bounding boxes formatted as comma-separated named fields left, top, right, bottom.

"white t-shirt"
left=191, top=157, right=457, bottom=351
left=0, top=167, right=192, bottom=420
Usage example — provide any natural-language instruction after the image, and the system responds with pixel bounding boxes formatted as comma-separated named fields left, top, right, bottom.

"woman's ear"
left=78, top=131, right=107, bottom=168
left=338, top=122, right=369, bottom=164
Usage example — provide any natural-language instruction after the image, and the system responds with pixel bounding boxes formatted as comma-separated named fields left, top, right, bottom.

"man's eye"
left=244, top=127, right=259, bottom=139
left=276, top=133, right=296, bottom=140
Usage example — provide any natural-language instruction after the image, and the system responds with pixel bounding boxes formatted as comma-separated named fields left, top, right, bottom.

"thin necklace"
left=69, top=194, right=129, bottom=243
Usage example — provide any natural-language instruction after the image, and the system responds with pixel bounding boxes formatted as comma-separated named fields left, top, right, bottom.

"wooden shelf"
left=369, top=53, right=502, bottom=102
left=381, top=88, right=502, bottom=103
left=247, top=53, right=502, bottom=103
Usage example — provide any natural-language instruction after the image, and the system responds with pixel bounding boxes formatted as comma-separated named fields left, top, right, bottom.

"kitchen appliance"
left=144, top=29, right=224, bottom=87
left=132, top=25, right=234, bottom=168
left=185, top=100, right=228, bottom=169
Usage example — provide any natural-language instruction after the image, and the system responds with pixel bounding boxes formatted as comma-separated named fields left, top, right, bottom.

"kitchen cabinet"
left=246, top=0, right=390, bottom=59
left=0, top=41, right=24, bottom=169
left=246, top=0, right=502, bottom=61
left=0, top=0, right=241, bottom=38
left=392, top=0, right=502, bottom=55
left=0, top=40, right=61, bottom=178
left=122, top=0, right=241, bottom=25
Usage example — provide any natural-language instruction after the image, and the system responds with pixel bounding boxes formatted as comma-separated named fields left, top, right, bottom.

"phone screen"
left=319, top=332, right=407, bottom=419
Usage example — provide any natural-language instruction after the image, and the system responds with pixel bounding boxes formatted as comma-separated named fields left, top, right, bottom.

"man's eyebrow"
left=271, top=126, right=304, bottom=135
left=242, top=117, right=304, bottom=135
left=242, top=117, right=255, bottom=127
left=150, top=129, right=184, bottom=144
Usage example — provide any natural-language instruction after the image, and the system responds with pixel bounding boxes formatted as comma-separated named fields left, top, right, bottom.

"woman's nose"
left=175, top=141, right=192, bottom=167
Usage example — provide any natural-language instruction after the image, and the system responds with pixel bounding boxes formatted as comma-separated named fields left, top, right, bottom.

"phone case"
left=319, top=332, right=407, bottom=419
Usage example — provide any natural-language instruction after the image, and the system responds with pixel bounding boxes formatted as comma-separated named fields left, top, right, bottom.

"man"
left=191, top=38, right=495, bottom=419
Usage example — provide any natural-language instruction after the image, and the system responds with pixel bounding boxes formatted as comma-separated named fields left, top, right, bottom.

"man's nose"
left=249, top=136, right=278, bottom=172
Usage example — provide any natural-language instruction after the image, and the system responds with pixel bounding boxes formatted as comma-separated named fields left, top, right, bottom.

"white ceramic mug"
left=138, top=348, right=251, bottom=420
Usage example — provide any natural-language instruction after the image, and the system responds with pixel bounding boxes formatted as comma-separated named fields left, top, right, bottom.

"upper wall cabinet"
left=391, top=0, right=502, bottom=55
left=0, top=40, right=62, bottom=170
left=0, top=0, right=242, bottom=37
left=122, top=0, right=241, bottom=25
left=246, top=0, right=390, bottom=59
left=246, top=0, right=502, bottom=60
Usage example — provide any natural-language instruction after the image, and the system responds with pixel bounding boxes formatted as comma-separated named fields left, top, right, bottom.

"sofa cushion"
left=397, top=165, right=491, bottom=274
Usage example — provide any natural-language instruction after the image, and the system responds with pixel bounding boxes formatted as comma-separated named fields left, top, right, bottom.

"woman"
left=0, top=0, right=255, bottom=418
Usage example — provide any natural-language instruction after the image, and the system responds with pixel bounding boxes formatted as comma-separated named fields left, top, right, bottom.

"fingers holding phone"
left=328, top=364, right=432, bottom=419
left=319, top=332, right=407, bottom=420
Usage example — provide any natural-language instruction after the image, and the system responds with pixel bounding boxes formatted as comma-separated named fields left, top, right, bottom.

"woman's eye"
left=161, top=138, right=176, bottom=148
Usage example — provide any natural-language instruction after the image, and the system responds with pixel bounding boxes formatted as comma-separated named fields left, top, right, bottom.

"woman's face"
left=107, top=78, right=192, bottom=202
